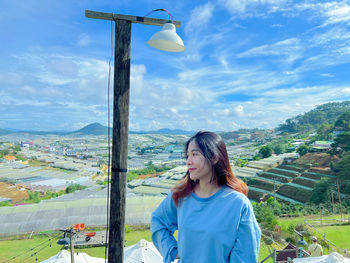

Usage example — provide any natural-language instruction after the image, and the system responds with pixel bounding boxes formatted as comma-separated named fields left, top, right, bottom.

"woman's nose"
left=186, top=156, right=192, bottom=165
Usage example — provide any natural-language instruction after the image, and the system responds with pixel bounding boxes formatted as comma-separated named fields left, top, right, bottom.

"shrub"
left=65, top=184, right=85, bottom=194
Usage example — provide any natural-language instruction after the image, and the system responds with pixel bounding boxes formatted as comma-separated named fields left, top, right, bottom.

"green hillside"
left=277, top=101, right=350, bottom=133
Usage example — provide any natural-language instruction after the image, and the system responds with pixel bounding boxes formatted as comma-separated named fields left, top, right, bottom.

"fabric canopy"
left=41, top=239, right=164, bottom=263
left=40, top=250, right=106, bottom=263
left=124, top=239, right=163, bottom=263
left=293, top=252, right=350, bottom=263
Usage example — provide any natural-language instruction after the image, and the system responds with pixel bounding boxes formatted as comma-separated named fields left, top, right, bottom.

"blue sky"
left=1, top=0, right=350, bottom=132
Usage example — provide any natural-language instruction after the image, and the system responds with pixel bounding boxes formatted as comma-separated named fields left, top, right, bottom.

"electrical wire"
left=104, top=19, right=114, bottom=263
left=144, top=8, right=172, bottom=21
left=2, top=232, right=61, bottom=263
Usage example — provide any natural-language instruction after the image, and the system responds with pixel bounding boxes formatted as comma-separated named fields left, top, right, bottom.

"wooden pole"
left=85, top=10, right=183, bottom=263
left=331, top=190, right=335, bottom=214
left=108, top=19, right=131, bottom=263
left=336, top=180, right=343, bottom=220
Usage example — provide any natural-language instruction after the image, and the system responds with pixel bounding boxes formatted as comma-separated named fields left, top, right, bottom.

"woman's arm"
left=229, top=202, right=261, bottom=263
left=151, top=193, right=179, bottom=263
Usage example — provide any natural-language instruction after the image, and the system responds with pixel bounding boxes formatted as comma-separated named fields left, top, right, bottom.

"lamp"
left=145, top=9, right=185, bottom=52
left=148, top=22, right=185, bottom=52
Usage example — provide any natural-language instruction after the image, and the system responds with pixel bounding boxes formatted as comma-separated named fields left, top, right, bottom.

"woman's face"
left=186, top=140, right=212, bottom=182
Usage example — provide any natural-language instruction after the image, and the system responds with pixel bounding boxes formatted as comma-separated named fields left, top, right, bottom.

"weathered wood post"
left=85, top=10, right=182, bottom=263
left=109, top=18, right=131, bottom=262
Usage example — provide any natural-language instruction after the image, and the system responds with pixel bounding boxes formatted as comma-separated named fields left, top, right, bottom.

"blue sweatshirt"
left=151, top=186, right=261, bottom=263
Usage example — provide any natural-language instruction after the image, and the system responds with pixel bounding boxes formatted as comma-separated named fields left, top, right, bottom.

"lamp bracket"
left=85, top=10, right=181, bottom=27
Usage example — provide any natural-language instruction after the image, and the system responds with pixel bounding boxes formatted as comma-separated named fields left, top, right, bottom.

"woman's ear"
left=211, top=156, right=219, bottom=165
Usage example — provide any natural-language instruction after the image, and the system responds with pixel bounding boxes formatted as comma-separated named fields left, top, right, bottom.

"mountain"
left=130, top=128, right=193, bottom=135
left=277, top=101, right=350, bottom=133
left=0, top=128, right=12, bottom=135
left=70, top=123, right=192, bottom=136
left=0, top=123, right=192, bottom=136
left=69, top=123, right=111, bottom=135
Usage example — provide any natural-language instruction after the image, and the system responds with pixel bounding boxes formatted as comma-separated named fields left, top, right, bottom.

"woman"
left=151, top=131, right=261, bottom=263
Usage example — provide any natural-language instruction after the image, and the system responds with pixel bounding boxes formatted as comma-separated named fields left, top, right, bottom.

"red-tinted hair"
left=172, top=131, right=248, bottom=206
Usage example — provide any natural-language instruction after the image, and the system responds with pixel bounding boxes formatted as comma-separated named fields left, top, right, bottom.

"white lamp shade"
left=147, top=22, right=185, bottom=52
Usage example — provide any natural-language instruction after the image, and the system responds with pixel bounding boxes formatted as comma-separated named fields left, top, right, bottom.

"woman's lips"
left=188, top=168, right=196, bottom=172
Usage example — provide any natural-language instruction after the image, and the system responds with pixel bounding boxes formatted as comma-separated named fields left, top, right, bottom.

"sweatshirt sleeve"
left=229, top=201, right=261, bottom=263
left=151, top=193, right=178, bottom=263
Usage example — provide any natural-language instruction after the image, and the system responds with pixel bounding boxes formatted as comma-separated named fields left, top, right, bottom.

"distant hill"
left=130, top=128, right=193, bottom=135
left=69, top=122, right=111, bottom=136
left=277, top=101, right=350, bottom=133
left=0, top=123, right=193, bottom=136
left=0, top=128, right=12, bottom=135
left=70, top=123, right=192, bottom=135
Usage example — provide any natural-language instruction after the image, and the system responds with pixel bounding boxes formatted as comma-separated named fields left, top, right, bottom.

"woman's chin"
left=189, top=174, right=198, bottom=181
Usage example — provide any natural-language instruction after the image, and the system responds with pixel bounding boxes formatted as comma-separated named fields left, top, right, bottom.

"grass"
left=312, top=225, right=350, bottom=252
left=0, top=229, right=152, bottom=262
left=0, top=230, right=279, bottom=262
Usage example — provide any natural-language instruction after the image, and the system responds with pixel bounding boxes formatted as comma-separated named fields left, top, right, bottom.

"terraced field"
left=247, top=163, right=336, bottom=204
left=259, top=171, right=292, bottom=183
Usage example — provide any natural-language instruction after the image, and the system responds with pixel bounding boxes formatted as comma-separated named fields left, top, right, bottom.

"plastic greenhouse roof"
left=0, top=189, right=164, bottom=234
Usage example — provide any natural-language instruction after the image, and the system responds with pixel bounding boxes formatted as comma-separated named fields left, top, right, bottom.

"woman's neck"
left=194, top=179, right=221, bottom=198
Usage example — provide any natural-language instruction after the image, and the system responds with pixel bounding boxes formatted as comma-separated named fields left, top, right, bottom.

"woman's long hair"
left=172, top=131, right=248, bottom=206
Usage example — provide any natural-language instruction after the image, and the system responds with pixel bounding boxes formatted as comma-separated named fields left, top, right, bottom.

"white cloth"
left=40, top=250, right=106, bottom=263
left=124, top=239, right=163, bottom=263
left=293, top=252, right=350, bottom=263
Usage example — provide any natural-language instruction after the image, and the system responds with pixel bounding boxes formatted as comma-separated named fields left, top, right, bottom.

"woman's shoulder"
left=221, top=186, right=250, bottom=205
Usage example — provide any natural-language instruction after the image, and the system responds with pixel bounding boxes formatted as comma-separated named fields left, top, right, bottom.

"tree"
left=259, top=145, right=272, bottom=158
left=297, top=144, right=309, bottom=156
left=266, top=196, right=281, bottom=216
left=273, top=144, right=284, bottom=155
left=253, top=202, right=278, bottom=230
left=310, top=178, right=331, bottom=204
left=278, top=118, right=298, bottom=133
left=332, top=152, right=350, bottom=179
left=0, top=149, right=10, bottom=158
left=334, top=111, right=350, bottom=131
left=333, top=131, right=350, bottom=152
left=316, top=123, right=333, bottom=140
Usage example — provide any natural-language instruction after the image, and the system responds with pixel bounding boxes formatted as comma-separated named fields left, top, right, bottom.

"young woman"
left=151, top=131, right=261, bottom=263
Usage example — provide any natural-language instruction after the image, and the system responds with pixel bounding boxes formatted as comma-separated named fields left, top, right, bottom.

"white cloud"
left=294, top=2, right=350, bottom=26
left=237, top=38, right=301, bottom=59
left=77, top=34, right=91, bottom=47
left=170, top=108, right=178, bottom=114
left=19, top=85, right=37, bottom=95
left=324, top=2, right=350, bottom=25
left=234, top=105, right=244, bottom=116
left=218, top=0, right=286, bottom=14
left=185, top=3, right=215, bottom=34
left=2, top=0, right=350, bottom=132
left=271, top=24, right=283, bottom=28
left=0, top=72, right=24, bottom=86
left=309, top=26, right=350, bottom=47
left=319, top=73, right=334, bottom=78
left=69, top=122, right=91, bottom=130
left=130, top=64, right=146, bottom=95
